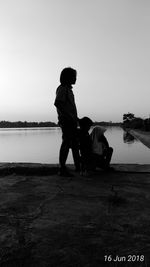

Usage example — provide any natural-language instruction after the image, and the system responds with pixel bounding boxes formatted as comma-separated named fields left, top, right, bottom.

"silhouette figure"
left=90, top=126, right=114, bottom=171
left=78, top=117, right=93, bottom=175
left=54, top=67, right=80, bottom=176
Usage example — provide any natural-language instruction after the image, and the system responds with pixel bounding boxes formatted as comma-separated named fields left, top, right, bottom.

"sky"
left=0, top=0, right=150, bottom=123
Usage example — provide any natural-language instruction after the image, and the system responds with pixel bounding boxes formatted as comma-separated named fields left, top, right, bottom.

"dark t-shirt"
left=54, top=84, right=77, bottom=125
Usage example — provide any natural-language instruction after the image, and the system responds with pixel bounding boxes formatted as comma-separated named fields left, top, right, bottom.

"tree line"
left=0, top=121, right=57, bottom=128
left=0, top=120, right=123, bottom=128
left=93, top=121, right=122, bottom=127
left=123, top=113, right=150, bottom=131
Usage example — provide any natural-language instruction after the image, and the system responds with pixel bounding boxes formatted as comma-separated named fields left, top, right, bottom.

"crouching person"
left=90, top=126, right=114, bottom=171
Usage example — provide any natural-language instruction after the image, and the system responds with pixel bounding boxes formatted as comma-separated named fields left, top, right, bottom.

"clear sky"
left=0, top=0, right=150, bottom=123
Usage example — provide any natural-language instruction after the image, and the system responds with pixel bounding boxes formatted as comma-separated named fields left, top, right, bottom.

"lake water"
left=0, top=127, right=149, bottom=164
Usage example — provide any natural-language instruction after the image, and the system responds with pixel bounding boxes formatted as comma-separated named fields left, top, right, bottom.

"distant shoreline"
left=0, top=120, right=122, bottom=128
left=0, top=121, right=58, bottom=128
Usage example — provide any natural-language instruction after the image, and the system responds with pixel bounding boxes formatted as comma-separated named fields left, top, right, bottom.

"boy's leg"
left=71, top=130, right=81, bottom=171
left=59, top=139, right=70, bottom=169
left=59, top=125, right=71, bottom=174
left=92, top=153, right=104, bottom=169
left=104, top=147, right=113, bottom=167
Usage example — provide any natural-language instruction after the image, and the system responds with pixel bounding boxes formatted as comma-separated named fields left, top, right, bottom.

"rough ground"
left=0, top=163, right=150, bottom=267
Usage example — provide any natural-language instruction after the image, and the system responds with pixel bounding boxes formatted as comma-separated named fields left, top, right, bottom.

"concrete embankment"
left=129, top=129, right=150, bottom=149
left=0, top=163, right=150, bottom=266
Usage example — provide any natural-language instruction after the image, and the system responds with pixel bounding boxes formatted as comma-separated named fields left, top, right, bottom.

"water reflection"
left=0, top=127, right=149, bottom=164
left=104, top=127, right=150, bottom=164
left=123, top=131, right=136, bottom=144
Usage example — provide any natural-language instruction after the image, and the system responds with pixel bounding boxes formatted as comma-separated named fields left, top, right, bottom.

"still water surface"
left=0, top=127, right=149, bottom=164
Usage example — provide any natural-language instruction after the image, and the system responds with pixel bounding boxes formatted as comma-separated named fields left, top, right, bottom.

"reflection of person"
left=123, top=131, right=135, bottom=144
left=90, top=126, right=114, bottom=170
left=78, top=117, right=93, bottom=174
left=54, top=67, right=80, bottom=176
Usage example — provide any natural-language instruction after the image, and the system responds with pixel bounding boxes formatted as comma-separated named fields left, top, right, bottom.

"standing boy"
left=54, top=67, right=80, bottom=176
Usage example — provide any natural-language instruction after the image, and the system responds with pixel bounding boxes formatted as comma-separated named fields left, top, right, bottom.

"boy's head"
left=60, top=67, right=77, bottom=86
left=79, top=117, right=93, bottom=132
left=90, top=126, right=106, bottom=141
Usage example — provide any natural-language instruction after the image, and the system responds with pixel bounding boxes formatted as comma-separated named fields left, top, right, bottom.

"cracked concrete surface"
left=0, top=163, right=150, bottom=266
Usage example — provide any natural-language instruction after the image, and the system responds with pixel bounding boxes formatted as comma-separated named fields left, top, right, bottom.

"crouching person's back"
left=90, top=126, right=114, bottom=171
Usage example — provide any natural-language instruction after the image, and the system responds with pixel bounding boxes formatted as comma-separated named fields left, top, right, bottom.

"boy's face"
left=71, top=75, right=76, bottom=85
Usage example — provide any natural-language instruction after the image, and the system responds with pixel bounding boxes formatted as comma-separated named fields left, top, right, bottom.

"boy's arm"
left=101, top=135, right=109, bottom=148
left=55, top=100, right=74, bottom=121
left=54, top=87, right=77, bottom=122
left=54, top=86, right=66, bottom=107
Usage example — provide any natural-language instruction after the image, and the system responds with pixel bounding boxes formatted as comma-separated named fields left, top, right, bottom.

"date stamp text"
left=104, top=255, right=145, bottom=263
